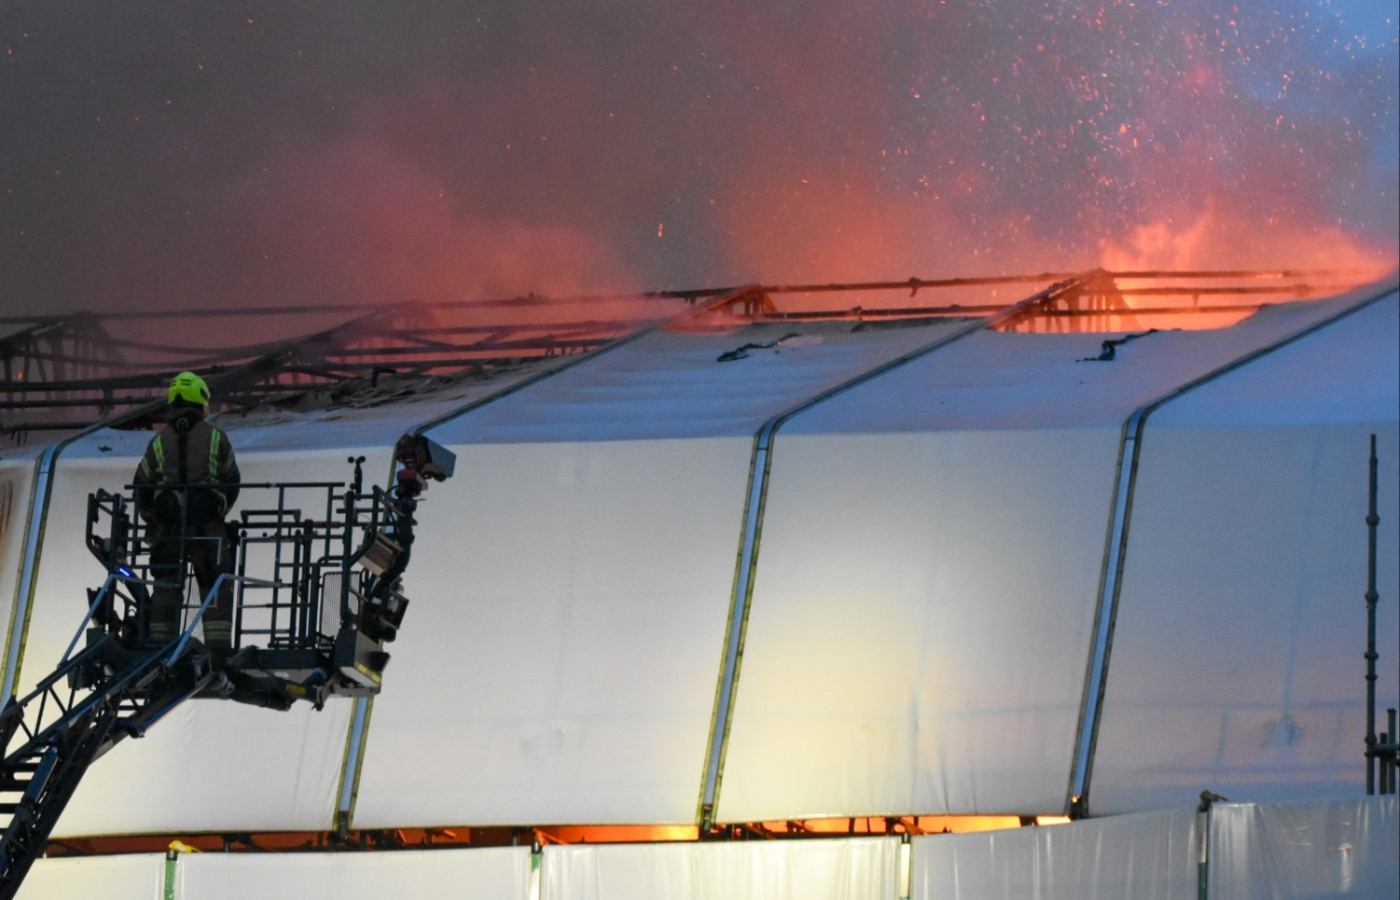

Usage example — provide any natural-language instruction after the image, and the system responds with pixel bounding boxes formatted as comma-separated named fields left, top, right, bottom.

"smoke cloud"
left=1, top=0, right=1395, bottom=320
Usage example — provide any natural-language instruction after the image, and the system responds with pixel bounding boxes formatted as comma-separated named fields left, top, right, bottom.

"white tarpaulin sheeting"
left=16, top=853, right=163, bottom=900
left=357, top=437, right=753, bottom=827
left=1092, top=293, right=1400, bottom=814
left=176, top=846, right=532, bottom=900
left=433, top=323, right=959, bottom=443
left=542, top=836, right=899, bottom=900
left=718, top=296, right=1361, bottom=822
left=721, top=425, right=1116, bottom=817
left=219, top=360, right=561, bottom=454
left=5, top=282, right=1394, bottom=839
left=0, top=446, right=43, bottom=669
left=1209, top=796, right=1399, bottom=899
left=355, top=322, right=964, bottom=827
left=911, top=808, right=1200, bottom=900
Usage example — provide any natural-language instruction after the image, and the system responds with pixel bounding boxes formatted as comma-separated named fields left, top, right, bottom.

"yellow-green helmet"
left=168, top=371, right=211, bottom=407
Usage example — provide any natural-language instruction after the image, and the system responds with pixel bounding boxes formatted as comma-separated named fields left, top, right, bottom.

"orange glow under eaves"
left=45, top=815, right=1075, bottom=858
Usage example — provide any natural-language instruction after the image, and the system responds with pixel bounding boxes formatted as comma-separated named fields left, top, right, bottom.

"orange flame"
left=1099, top=196, right=1395, bottom=277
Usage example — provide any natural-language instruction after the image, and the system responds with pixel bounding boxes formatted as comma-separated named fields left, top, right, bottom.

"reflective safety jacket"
left=133, top=409, right=241, bottom=522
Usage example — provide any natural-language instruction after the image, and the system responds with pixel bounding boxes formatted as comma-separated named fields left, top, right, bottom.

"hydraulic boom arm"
left=0, top=435, right=452, bottom=898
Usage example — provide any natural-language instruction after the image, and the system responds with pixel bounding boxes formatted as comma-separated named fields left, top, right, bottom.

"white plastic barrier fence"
left=541, top=836, right=899, bottom=900
left=1209, top=796, right=1399, bottom=899
left=911, top=808, right=1200, bottom=900
left=911, top=796, right=1398, bottom=899
left=174, top=846, right=532, bottom=900
left=17, top=853, right=164, bottom=900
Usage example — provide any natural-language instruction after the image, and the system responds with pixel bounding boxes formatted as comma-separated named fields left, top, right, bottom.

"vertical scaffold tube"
left=1365, top=434, right=1379, bottom=794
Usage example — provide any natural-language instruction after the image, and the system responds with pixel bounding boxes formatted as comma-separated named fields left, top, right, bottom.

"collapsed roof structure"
left=1, top=269, right=1396, bottom=898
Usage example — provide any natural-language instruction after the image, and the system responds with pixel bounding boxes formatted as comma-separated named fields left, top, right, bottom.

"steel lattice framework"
left=0, top=269, right=1369, bottom=438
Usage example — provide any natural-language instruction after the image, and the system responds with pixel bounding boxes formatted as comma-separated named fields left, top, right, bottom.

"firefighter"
left=132, top=371, right=241, bottom=655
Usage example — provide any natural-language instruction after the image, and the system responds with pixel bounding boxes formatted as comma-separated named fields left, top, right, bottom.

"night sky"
left=2, top=1, right=1396, bottom=319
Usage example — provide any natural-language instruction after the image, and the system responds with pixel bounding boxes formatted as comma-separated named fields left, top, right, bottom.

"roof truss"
left=0, top=269, right=1371, bottom=435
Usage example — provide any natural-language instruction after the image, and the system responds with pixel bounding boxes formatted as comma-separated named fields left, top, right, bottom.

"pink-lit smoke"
left=1, top=1, right=1395, bottom=318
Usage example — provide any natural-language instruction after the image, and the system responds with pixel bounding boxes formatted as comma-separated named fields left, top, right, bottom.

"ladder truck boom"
left=0, top=435, right=453, bottom=898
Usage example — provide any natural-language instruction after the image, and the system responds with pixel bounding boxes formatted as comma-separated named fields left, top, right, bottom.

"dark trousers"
left=146, top=517, right=235, bottom=648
